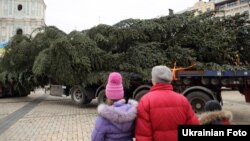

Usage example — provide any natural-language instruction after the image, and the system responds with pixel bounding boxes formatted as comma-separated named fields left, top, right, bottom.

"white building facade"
left=215, top=0, right=250, bottom=17
left=0, top=0, right=46, bottom=42
left=177, top=0, right=250, bottom=17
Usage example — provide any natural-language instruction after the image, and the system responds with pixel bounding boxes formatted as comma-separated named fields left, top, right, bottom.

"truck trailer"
left=47, top=68, right=250, bottom=113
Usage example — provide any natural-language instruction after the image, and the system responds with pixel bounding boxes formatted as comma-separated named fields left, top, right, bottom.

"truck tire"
left=135, top=90, right=149, bottom=101
left=70, top=86, right=91, bottom=105
left=186, top=91, right=212, bottom=113
left=97, top=89, right=106, bottom=104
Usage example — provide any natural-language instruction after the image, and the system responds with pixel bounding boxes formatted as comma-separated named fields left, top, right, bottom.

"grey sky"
left=43, top=0, right=199, bottom=33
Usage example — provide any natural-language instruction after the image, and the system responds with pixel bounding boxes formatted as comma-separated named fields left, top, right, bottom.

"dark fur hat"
left=205, top=100, right=222, bottom=112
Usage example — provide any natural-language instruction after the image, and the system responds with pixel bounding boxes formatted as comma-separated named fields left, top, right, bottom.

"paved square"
left=0, top=89, right=250, bottom=141
left=0, top=90, right=98, bottom=141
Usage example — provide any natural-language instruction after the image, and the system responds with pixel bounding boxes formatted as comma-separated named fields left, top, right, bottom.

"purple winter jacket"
left=91, top=99, right=138, bottom=141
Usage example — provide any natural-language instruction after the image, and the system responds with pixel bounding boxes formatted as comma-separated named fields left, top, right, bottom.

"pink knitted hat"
left=105, top=72, right=124, bottom=100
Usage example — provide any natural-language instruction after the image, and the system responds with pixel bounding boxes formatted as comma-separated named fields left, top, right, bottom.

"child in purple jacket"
left=91, top=72, right=138, bottom=141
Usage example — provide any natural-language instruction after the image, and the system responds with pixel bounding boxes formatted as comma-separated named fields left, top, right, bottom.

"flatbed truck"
left=46, top=69, right=250, bottom=113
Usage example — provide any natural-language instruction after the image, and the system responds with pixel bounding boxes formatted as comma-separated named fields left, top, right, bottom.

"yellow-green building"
left=191, top=0, right=215, bottom=16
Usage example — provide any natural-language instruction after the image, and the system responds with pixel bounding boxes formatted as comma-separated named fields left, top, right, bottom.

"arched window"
left=16, top=29, right=23, bottom=35
left=17, top=4, right=23, bottom=11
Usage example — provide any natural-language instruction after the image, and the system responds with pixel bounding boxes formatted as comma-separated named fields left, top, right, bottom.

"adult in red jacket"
left=135, top=65, right=200, bottom=141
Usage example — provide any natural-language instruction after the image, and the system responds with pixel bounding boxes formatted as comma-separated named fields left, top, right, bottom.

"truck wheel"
left=97, top=89, right=106, bottom=104
left=186, top=91, right=212, bottom=113
left=135, top=90, right=149, bottom=101
left=70, top=86, right=91, bottom=105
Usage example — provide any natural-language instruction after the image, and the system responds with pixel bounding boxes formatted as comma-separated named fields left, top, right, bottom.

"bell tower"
left=0, top=0, right=46, bottom=42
